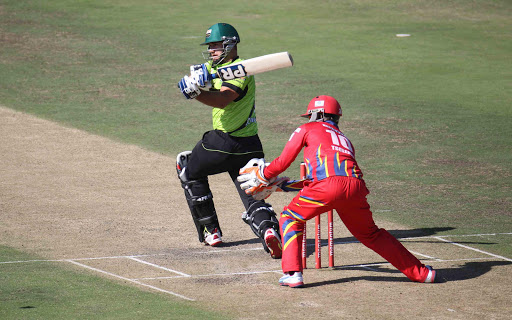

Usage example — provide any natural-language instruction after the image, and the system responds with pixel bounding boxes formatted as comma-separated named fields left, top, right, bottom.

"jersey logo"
left=217, top=64, right=247, bottom=80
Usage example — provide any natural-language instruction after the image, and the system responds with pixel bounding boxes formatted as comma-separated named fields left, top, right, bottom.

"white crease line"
left=193, top=247, right=263, bottom=254
left=433, top=237, right=512, bottom=262
left=360, top=265, right=379, bottom=272
left=2, top=232, right=510, bottom=265
left=0, top=259, right=63, bottom=264
left=342, top=262, right=394, bottom=269
left=135, top=256, right=501, bottom=281
left=3, top=232, right=509, bottom=264
left=400, top=232, right=512, bottom=241
left=317, top=232, right=512, bottom=246
left=188, top=269, right=282, bottom=278
left=72, top=255, right=155, bottom=261
left=332, top=240, right=359, bottom=245
left=409, top=250, right=441, bottom=261
left=70, top=247, right=263, bottom=261
left=439, top=232, right=512, bottom=237
left=128, top=256, right=191, bottom=277
left=437, top=257, right=492, bottom=262
left=340, top=257, right=497, bottom=270
left=135, top=269, right=282, bottom=281
left=0, top=248, right=265, bottom=265
left=66, top=260, right=195, bottom=301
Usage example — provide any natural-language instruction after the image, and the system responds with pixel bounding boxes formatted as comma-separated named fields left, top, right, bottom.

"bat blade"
left=213, top=52, right=293, bottom=81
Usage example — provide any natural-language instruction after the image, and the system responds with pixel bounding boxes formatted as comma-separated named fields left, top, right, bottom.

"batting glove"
left=189, top=64, right=212, bottom=89
left=178, top=75, right=201, bottom=99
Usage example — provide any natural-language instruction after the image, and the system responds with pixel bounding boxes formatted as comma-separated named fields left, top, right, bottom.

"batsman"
left=175, top=23, right=282, bottom=258
left=238, top=95, right=436, bottom=287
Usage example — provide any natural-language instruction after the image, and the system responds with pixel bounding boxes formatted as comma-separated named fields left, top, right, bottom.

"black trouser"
left=188, top=130, right=265, bottom=209
left=185, top=130, right=276, bottom=240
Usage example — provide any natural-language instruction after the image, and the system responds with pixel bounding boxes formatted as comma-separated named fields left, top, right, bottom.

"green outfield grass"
left=1, top=0, right=511, bottom=318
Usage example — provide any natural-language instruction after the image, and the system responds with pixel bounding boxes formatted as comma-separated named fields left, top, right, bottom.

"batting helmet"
left=301, top=95, right=342, bottom=122
left=201, top=23, right=240, bottom=45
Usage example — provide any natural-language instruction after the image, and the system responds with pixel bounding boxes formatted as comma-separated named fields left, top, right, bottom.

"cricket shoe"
left=423, top=265, right=436, bottom=283
left=204, top=228, right=222, bottom=247
left=279, top=272, right=304, bottom=288
left=264, top=228, right=282, bottom=259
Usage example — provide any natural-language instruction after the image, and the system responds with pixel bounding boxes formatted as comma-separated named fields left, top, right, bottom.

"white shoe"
left=264, top=228, right=282, bottom=259
left=423, top=265, right=436, bottom=283
left=204, top=228, right=222, bottom=247
left=279, top=272, right=304, bottom=288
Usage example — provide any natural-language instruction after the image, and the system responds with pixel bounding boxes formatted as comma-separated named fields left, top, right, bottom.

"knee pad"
left=242, top=202, right=279, bottom=241
left=181, top=176, right=221, bottom=242
left=176, top=150, right=192, bottom=182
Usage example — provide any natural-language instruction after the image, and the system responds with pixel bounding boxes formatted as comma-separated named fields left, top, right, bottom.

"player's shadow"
left=388, top=227, right=456, bottom=239
left=220, top=238, right=262, bottom=248
left=224, top=227, right=479, bottom=249
left=342, top=226, right=456, bottom=244
left=304, top=226, right=500, bottom=257
left=304, top=227, right=458, bottom=257
left=306, top=260, right=512, bottom=287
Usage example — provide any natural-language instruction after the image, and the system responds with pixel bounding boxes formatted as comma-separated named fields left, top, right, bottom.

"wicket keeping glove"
left=237, top=158, right=273, bottom=195
left=249, top=176, right=290, bottom=200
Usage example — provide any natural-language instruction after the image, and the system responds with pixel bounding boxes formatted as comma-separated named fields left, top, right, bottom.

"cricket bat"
left=212, top=52, right=293, bottom=81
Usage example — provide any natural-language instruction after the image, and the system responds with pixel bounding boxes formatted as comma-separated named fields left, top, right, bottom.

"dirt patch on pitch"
left=1, top=106, right=510, bottom=319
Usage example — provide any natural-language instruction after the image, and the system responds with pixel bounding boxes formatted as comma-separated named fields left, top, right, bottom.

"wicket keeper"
left=239, top=95, right=436, bottom=287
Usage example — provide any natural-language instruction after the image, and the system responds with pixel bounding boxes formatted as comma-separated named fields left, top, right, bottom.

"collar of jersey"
left=215, top=56, right=240, bottom=68
left=324, top=120, right=339, bottom=128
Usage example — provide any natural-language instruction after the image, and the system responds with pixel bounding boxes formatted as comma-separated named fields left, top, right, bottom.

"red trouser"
left=279, top=176, right=430, bottom=282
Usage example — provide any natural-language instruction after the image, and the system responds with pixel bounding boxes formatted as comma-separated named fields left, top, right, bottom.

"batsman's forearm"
left=195, top=88, right=237, bottom=109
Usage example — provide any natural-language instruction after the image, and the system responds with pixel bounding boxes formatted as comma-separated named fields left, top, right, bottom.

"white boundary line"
left=66, top=260, right=195, bottom=301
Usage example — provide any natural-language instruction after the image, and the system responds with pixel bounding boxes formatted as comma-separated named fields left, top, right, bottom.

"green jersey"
left=206, top=58, right=257, bottom=137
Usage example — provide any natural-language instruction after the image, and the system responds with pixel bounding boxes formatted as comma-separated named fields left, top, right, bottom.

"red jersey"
left=264, top=121, right=363, bottom=181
